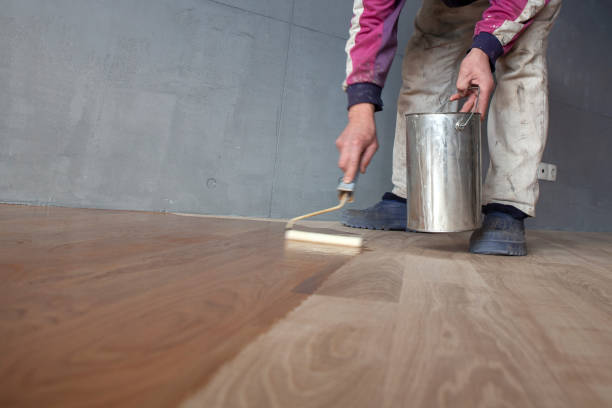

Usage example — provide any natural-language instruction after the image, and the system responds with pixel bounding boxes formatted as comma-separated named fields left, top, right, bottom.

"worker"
left=337, top=0, right=561, bottom=256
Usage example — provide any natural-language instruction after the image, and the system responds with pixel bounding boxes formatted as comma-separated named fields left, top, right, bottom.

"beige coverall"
left=391, top=0, right=562, bottom=216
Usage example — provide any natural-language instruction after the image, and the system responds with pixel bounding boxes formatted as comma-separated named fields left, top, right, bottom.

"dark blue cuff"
left=346, top=83, right=383, bottom=112
left=441, top=0, right=477, bottom=7
left=471, top=32, right=504, bottom=73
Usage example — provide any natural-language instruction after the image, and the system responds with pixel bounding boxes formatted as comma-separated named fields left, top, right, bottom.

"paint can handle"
left=455, top=86, right=480, bottom=131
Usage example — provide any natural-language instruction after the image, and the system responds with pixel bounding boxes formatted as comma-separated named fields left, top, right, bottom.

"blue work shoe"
left=341, top=192, right=407, bottom=230
left=469, top=211, right=527, bottom=256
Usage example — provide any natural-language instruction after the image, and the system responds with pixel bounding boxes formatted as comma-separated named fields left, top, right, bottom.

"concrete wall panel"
left=1, top=0, right=611, bottom=231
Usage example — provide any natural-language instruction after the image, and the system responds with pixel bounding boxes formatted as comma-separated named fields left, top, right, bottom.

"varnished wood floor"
left=1, top=204, right=611, bottom=407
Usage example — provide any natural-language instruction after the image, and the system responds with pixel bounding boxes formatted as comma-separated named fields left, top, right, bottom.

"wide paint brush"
left=284, top=179, right=363, bottom=248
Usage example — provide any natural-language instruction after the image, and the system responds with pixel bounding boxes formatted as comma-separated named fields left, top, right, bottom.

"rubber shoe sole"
left=469, top=238, right=527, bottom=256
left=341, top=219, right=404, bottom=231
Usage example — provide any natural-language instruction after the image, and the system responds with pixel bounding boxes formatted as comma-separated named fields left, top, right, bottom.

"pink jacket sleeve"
left=343, top=0, right=407, bottom=111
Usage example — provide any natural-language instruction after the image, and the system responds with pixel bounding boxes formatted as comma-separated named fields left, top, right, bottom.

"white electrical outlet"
left=537, top=162, right=557, bottom=181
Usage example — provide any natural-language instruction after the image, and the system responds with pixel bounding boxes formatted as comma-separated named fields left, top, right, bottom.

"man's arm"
left=338, top=0, right=406, bottom=183
left=452, top=0, right=552, bottom=117
left=344, top=0, right=407, bottom=112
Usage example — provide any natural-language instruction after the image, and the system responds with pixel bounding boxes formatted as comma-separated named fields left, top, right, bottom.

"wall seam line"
left=204, top=0, right=291, bottom=23
left=268, top=0, right=295, bottom=218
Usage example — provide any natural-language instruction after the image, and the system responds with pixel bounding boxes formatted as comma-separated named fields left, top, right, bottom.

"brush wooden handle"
left=285, top=193, right=350, bottom=229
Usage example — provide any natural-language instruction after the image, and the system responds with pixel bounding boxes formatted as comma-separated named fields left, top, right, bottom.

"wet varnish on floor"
left=1, top=204, right=611, bottom=407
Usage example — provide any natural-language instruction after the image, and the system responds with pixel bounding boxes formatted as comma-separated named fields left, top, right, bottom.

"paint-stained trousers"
left=392, top=0, right=561, bottom=216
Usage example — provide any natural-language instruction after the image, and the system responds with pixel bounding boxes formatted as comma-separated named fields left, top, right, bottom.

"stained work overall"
left=391, top=0, right=562, bottom=216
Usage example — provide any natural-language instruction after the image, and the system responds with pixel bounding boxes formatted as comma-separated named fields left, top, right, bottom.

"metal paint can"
left=405, top=110, right=482, bottom=233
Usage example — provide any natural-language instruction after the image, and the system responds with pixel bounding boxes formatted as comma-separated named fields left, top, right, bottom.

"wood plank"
left=182, top=296, right=399, bottom=408
left=183, top=223, right=612, bottom=408
left=0, top=205, right=353, bottom=408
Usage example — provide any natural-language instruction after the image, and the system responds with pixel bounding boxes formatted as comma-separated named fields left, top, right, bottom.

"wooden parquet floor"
left=1, top=204, right=611, bottom=407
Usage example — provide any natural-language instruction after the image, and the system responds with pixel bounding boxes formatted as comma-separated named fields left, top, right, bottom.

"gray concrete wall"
left=525, top=0, right=612, bottom=231
left=0, top=1, right=610, bottom=231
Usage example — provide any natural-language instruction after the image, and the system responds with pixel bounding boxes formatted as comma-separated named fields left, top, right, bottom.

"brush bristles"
left=284, top=230, right=363, bottom=248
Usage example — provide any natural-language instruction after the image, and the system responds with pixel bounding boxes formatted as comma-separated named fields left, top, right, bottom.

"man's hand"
left=336, top=103, right=378, bottom=183
left=450, top=48, right=495, bottom=121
